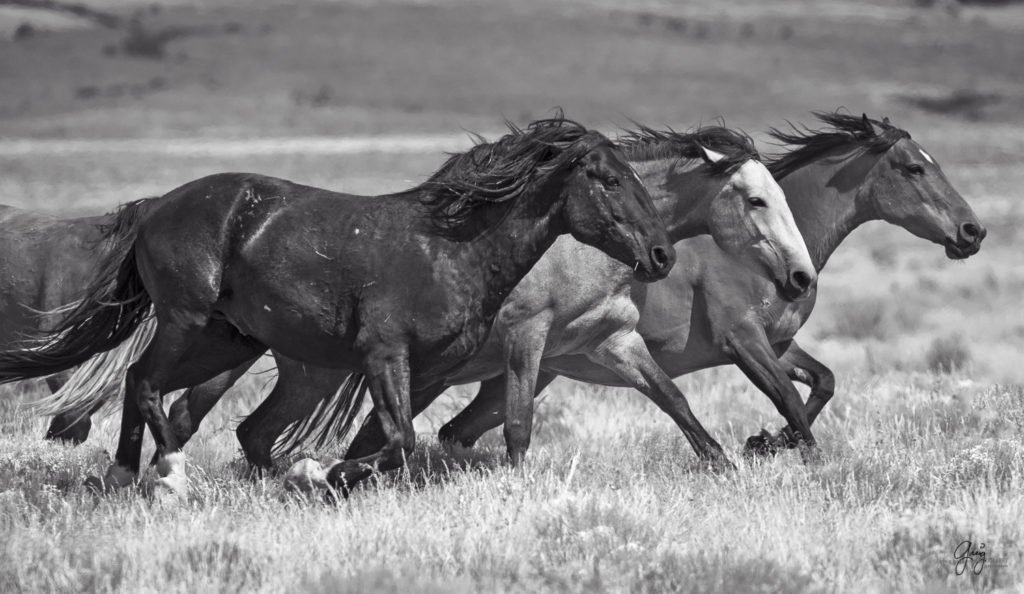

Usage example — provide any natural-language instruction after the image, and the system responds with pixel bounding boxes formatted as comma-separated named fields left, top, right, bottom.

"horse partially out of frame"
left=0, top=204, right=155, bottom=442
left=0, top=117, right=674, bottom=497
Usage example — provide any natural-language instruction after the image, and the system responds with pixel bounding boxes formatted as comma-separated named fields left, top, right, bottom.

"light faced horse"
left=0, top=117, right=673, bottom=496
left=438, top=112, right=986, bottom=459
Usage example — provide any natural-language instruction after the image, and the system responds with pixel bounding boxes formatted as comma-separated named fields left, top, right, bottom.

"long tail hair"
left=27, top=317, right=157, bottom=422
left=0, top=198, right=153, bottom=383
left=271, top=372, right=369, bottom=457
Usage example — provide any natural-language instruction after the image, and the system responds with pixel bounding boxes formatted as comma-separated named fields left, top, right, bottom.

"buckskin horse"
left=0, top=117, right=674, bottom=497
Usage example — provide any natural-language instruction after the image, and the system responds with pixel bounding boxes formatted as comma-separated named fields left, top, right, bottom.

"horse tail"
left=27, top=316, right=157, bottom=421
left=0, top=198, right=153, bottom=383
left=271, top=373, right=368, bottom=458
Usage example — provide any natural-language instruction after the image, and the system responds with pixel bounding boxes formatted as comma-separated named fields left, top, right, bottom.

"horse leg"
left=344, top=381, right=445, bottom=461
left=44, top=370, right=92, bottom=444
left=501, top=318, right=552, bottom=465
left=437, top=371, right=557, bottom=448
left=725, top=326, right=818, bottom=463
left=97, top=319, right=265, bottom=496
left=167, top=354, right=261, bottom=446
left=236, top=357, right=350, bottom=469
left=750, top=340, right=835, bottom=449
left=588, top=331, right=732, bottom=469
left=325, top=350, right=414, bottom=492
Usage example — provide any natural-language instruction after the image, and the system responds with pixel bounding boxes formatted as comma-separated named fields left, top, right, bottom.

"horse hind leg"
left=97, top=317, right=265, bottom=497
left=167, top=354, right=261, bottom=448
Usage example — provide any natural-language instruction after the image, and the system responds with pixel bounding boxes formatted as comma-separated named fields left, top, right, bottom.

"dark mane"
left=617, top=124, right=760, bottom=175
left=419, top=116, right=611, bottom=237
left=767, top=111, right=911, bottom=180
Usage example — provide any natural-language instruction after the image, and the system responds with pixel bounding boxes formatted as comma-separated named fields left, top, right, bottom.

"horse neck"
left=635, top=158, right=711, bottom=242
left=450, top=178, right=567, bottom=311
left=778, top=151, right=876, bottom=272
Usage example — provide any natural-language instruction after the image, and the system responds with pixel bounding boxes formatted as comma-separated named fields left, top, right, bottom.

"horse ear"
left=699, top=145, right=726, bottom=164
left=861, top=113, right=878, bottom=135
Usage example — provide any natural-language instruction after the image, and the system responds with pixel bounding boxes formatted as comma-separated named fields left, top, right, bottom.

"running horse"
left=434, top=112, right=986, bottom=458
left=0, top=117, right=674, bottom=496
left=163, top=124, right=817, bottom=472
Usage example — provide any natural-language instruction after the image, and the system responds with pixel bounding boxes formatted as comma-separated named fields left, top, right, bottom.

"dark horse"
left=433, top=112, right=986, bottom=458
left=0, top=118, right=674, bottom=496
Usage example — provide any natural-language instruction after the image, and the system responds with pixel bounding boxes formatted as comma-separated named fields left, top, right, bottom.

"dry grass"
left=1, top=374, right=1022, bottom=593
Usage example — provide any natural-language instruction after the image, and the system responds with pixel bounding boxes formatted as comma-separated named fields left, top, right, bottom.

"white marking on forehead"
left=736, top=161, right=785, bottom=202
left=917, top=146, right=935, bottom=165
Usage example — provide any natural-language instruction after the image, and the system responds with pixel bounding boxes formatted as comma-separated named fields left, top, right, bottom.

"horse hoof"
left=283, top=459, right=328, bottom=494
left=83, top=475, right=107, bottom=494
left=799, top=444, right=823, bottom=465
left=743, top=429, right=781, bottom=457
left=704, top=455, right=737, bottom=473
left=154, top=475, right=189, bottom=500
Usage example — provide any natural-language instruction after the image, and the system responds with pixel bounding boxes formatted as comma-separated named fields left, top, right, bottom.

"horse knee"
left=818, top=370, right=836, bottom=397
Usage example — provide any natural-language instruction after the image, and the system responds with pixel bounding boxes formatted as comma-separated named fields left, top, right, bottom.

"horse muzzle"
left=778, top=268, right=815, bottom=302
left=633, top=244, right=675, bottom=282
left=944, top=222, right=986, bottom=260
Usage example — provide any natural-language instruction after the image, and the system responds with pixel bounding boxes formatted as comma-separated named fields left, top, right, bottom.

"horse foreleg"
left=344, top=381, right=445, bottom=460
left=437, top=371, right=557, bottom=448
left=502, top=316, right=553, bottom=465
left=326, top=351, right=413, bottom=493
left=588, top=331, right=733, bottom=470
left=771, top=340, right=835, bottom=448
left=726, top=326, right=818, bottom=463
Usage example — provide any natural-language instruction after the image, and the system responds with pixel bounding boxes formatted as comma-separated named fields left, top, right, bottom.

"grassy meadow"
left=1, top=0, right=1023, bottom=592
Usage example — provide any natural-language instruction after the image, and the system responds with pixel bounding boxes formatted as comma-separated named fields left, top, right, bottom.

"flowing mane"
left=617, top=124, right=760, bottom=174
left=419, top=116, right=612, bottom=236
left=767, top=111, right=910, bottom=180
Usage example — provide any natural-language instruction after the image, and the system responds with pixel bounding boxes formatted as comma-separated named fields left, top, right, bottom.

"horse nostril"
left=959, top=222, right=985, bottom=243
left=790, top=270, right=812, bottom=292
left=650, top=245, right=671, bottom=270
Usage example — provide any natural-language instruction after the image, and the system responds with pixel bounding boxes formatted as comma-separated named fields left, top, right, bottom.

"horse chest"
left=764, top=304, right=808, bottom=343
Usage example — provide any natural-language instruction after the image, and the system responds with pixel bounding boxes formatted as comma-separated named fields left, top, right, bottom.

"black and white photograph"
left=0, top=0, right=1020, bottom=591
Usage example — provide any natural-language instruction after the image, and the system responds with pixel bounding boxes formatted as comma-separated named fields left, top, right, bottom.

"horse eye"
left=906, top=163, right=926, bottom=176
left=603, top=176, right=620, bottom=189
left=748, top=196, right=767, bottom=208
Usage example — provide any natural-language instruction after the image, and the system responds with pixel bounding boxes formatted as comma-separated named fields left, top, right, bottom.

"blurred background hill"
left=1, top=0, right=1022, bottom=380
